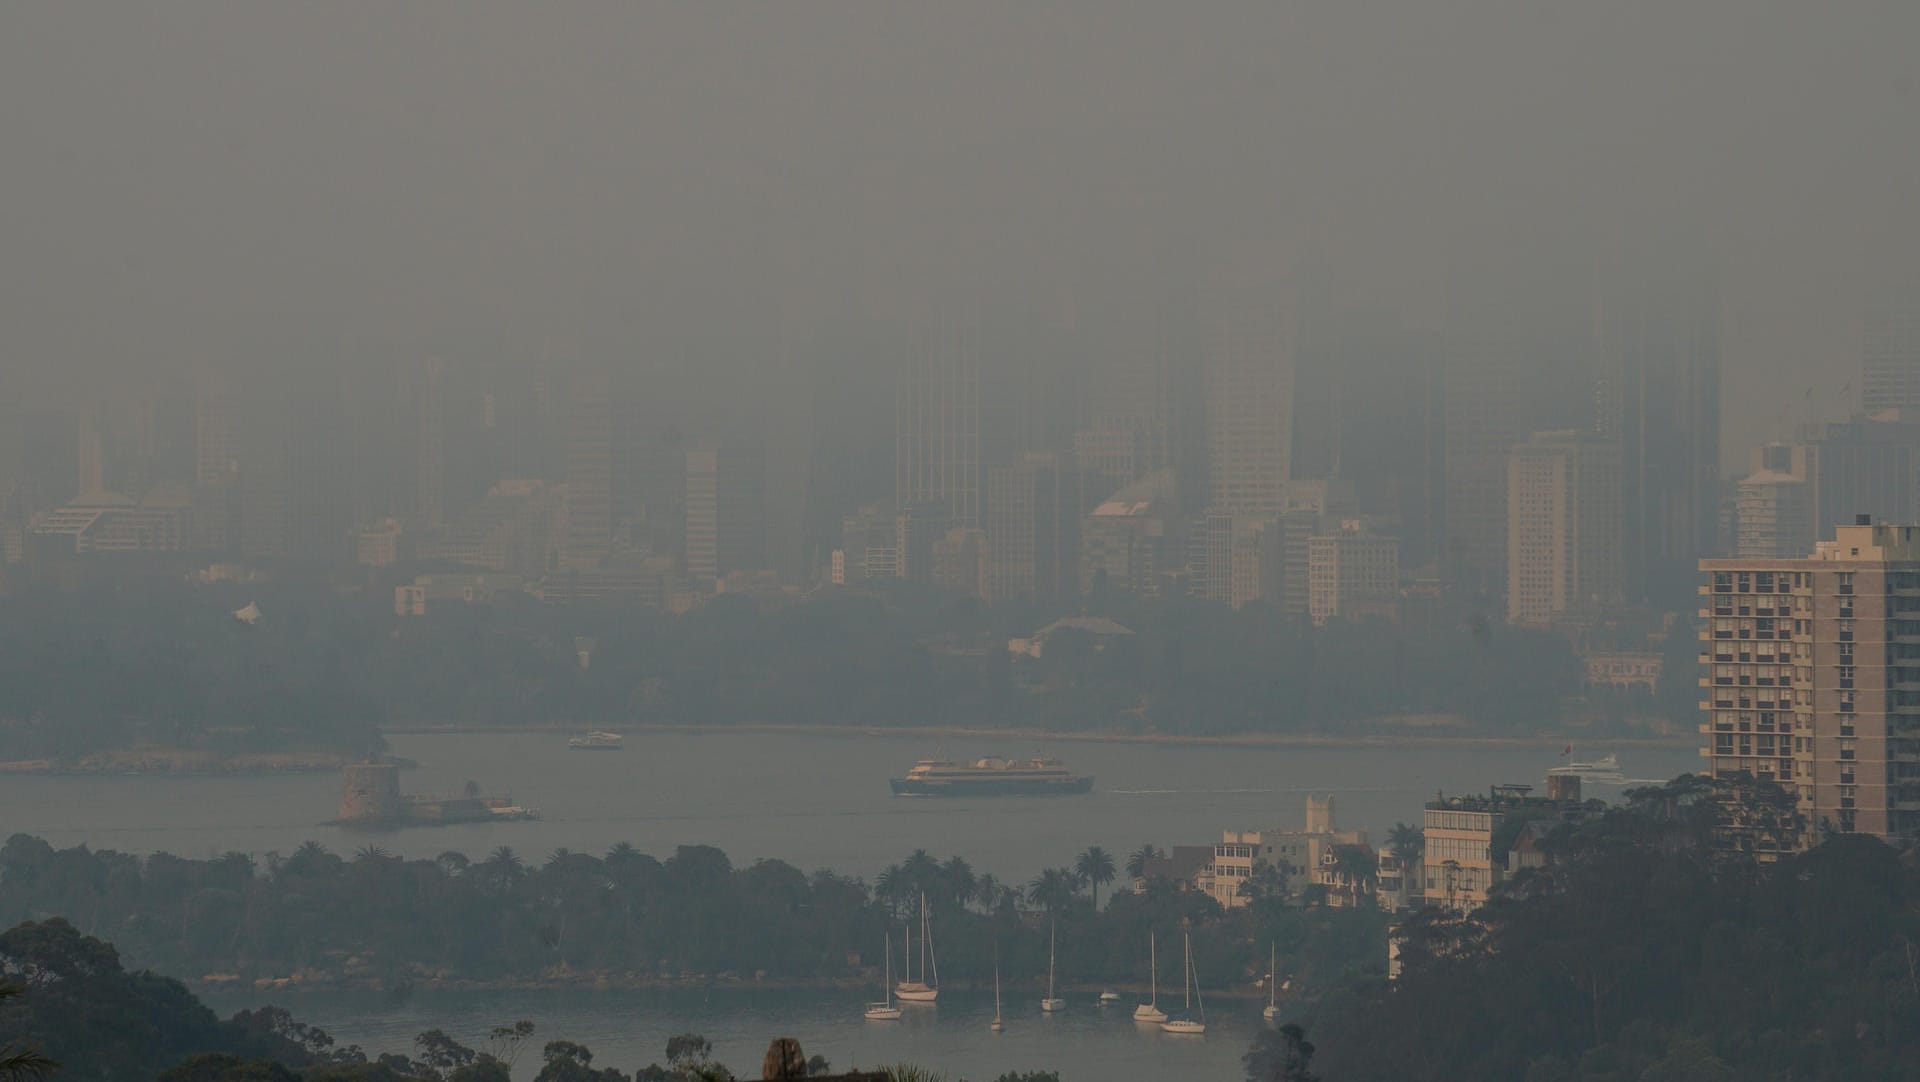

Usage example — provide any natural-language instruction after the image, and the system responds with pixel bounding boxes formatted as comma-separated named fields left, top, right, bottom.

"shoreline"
left=383, top=721, right=1695, bottom=752
left=194, top=974, right=1275, bottom=1004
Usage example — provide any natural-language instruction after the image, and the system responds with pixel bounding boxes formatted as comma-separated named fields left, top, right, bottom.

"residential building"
left=417, top=479, right=561, bottom=575
left=28, top=489, right=191, bottom=557
left=1422, top=779, right=1597, bottom=914
left=1735, top=458, right=1814, bottom=560
left=1079, top=471, right=1176, bottom=598
left=1507, top=430, right=1624, bottom=625
left=931, top=526, right=985, bottom=598
left=1699, top=521, right=1920, bottom=841
left=1200, top=796, right=1368, bottom=909
left=835, top=504, right=898, bottom=585
left=355, top=519, right=405, bottom=568
left=1308, top=522, right=1401, bottom=625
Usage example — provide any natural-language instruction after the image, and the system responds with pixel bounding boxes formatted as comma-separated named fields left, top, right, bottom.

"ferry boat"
left=889, top=756, right=1094, bottom=797
left=1548, top=752, right=1625, bottom=784
left=567, top=731, right=624, bottom=751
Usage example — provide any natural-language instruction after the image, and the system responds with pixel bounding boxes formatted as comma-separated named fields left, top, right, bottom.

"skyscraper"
left=685, top=445, right=767, bottom=584
left=984, top=452, right=1081, bottom=604
left=1591, top=272, right=1720, bottom=603
left=897, top=323, right=986, bottom=529
left=414, top=356, right=447, bottom=529
left=1200, top=283, right=1295, bottom=518
left=1862, top=276, right=1920, bottom=415
left=1506, top=430, right=1624, bottom=625
left=1442, top=326, right=1529, bottom=600
left=561, top=370, right=613, bottom=570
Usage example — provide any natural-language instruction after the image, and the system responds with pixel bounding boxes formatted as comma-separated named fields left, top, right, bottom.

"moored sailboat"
left=1132, top=932, right=1167, bottom=1023
left=1159, top=932, right=1207, bottom=1034
left=990, top=945, right=1005, bottom=1032
left=864, top=934, right=902, bottom=1020
left=894, top=893, right=939, bottom=1003
left=1040, top=917, right=1066, bottom=1012
left=1262, top=941, right=1280, bottom=1021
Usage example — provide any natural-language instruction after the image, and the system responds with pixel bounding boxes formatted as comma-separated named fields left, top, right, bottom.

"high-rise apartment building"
left=1699, top=522, right=1920, bottom=841
left=984, top=452, right=1080, bottom=604
left=1862, top=277, right=1920, bottom=415
left=684, top=445, right=766, bottom=585
left=1735, top=470, right=1814, bottom=560
left=1506, top=430, right=1624, bottom=625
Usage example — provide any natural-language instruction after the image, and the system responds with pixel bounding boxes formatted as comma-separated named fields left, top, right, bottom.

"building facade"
left=1308, top=523, right=1401, bottom=625
left=1699, top=522, right=1920, bottom=841
left=685, top=446, right=767, bottom=585
left=1507, top=430, right=1624, bottom=625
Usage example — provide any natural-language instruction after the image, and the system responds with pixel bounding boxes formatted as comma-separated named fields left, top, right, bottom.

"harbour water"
left=10, top=730, right=1698, bottom=1081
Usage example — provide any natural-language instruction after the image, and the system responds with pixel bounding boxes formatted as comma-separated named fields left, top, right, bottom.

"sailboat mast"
left=919, top=895, right=927, bottom=984
left=1048, top=919, right=1056, bottom=998
left=1269, top=942, right=1276, bottom=1009
left=1184, top=933, right=1193, bottom=1010
left=1150, top=932, right=1157, bottom=1005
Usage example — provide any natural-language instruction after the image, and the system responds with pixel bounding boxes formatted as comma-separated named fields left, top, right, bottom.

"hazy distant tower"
left=561, top=370, right=614, bottom=570
left=1862, top=276, right=1920, bottom=415
left=1506, top=430, right=1624, bottom=625
left=897, top=322, right=986, bottom=528
left=1200, top=281, right=1296, bottom=518
left=414, top=356, right=448, bottom=529
left=685, top=445, right=767, bottom=584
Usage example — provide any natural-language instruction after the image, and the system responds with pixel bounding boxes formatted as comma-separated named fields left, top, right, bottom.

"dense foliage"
left=1305, top=780, right=1920, bottom=1081
left=0, top=573, right=1618, bottom=761
left=0, top=835, right=1386, bottom=998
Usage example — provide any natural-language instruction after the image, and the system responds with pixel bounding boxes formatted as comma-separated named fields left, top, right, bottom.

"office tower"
left=1735, top=445, right=1815, bottom=559
left=931, top=526, right=986, bottom=598
left=417, top=480, right=563, bottom=575
left=894, top=503, right=945, bottom=583
left=897, top=324, right=988, bottom=528
left=1077, top=318, right=1178, bottom=500
left=1080, top=471, right=1176, bottom=599
left=684, top=445, right=767, bottom=584
left=1506, top=430, right=1624, bottom=625
left=561, top=371, right=613, bottom=570
left=1791, top=417, right=1920, bottom=533
left=984, top=452, right=1080, bottom=604
left=1200, top=283, right=1295, bottom=518
left=1862, top=276, right=1920, bottom=414
left=236, top=402, right=291, bottom=562
left=1442, top=326, right=1530, bottom=599
left=414, top=356, right=447, bottom=529
left=1591, top=273, right=1721, bottom=603
left=836, top=504, right=899, bottom=585
left=1308, top=524, right=1401, bottom=625
left=193, top=361, right=240, bottom=552
left=1700, top=522, right=1920, bottom=841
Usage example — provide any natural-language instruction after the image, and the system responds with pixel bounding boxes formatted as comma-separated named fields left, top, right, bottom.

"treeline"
left=0, top=834, right=1386, bottom=997
left=0, top=572, right=1627, bottom=760
left=1301, top=779, right=1920, bottom=1082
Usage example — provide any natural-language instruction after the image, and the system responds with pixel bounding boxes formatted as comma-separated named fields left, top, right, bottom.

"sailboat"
left=895, top=893, right=939, bottom=1003
left=1132, top=932, right=1168, bottom=1023
left=1158, top=932, right=1207, bottom=1034
left=1262, top=942, right=1280, bottom=1021
left=990, top=946, right=1005, bottom=1032
left=1040, top=917, right=1066, bottom=1012
left=864, top=934, right=902, bottom=1020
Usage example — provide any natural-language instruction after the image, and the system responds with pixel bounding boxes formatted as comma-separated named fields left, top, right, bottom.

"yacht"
left=1158, top=932, right=1207, bottom=1035
left=1099, top=991, right=1123, bottom=1006
left=1262, top=942, right=1280, bottom=1021
left=894, top=894, right=939, bottom=1003
left=1040, top=918, right=1066, bottom=1013
left=1132, top=933, right=1168, bottom=1023
left=567, top=731, right=624, bottom=751
left=864, top=935, right=902, bottom=1021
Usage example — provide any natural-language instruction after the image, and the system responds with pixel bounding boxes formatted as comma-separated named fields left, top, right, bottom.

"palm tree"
left=974, top=873, right=1001, bottom=913
left=939, top=856, right=976, bottom=913
left=353, top=845, right=395, bottom=864
left=874, top=864, right=904, bottom=918
left=0, top=982, right=58, bottom=1081
left=901, top=849, right=939, bottom=898
left=1126, top=843, right=1161, bottom=881
left=1075, top=846, right=1117, bottom=909
left=1026, top=867, right=1076, bottom=914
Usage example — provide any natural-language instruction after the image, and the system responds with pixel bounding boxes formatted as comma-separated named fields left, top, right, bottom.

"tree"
left=1026, top=868, right=1077, bottom=914
left=0, top=982, right=57, bottom=1081
left=1126, top=844, right=1160, bottom=882
left=1385, top=823, right=1424, bottom=864
left=1244, top=1023, right=1320, bottom=1082
left=1075, top=847, right=1117, bottom=909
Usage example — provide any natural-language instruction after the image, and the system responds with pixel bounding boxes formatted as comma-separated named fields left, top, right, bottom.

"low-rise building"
left=1198, top=796, right=1369, bottom=908
left=1422, top=777, right=1600, bottom=914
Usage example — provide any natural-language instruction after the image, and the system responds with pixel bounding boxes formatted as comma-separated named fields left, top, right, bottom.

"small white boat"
left=990, top=946, right=1005, bottom=1032
left=895, top=893, right=939, bottom=1003
left=567, top=731, right=623, bottom=751
left=865, top=935, right=902, bottom=1021
left=1158, top=932, right=1206, bottom=1035
left=1549, top=751, right=1625, bottom=783
left=1040, top=918, right=1066, bottom=1013
left=1262, top=942, right=1280, bottom=1021
left=1099, top=991, right=1123, bottom=1005
left=1132, top=932, right=1168, bottom=1023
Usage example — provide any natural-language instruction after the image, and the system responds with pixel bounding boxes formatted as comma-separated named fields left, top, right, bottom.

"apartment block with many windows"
left=1698, top=521, right=1920, bottom=841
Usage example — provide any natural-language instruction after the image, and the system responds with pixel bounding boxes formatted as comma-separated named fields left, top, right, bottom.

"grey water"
left=11, top=731, right=1698, bottom=1081
left=1, top=731, right=1698, bottom=884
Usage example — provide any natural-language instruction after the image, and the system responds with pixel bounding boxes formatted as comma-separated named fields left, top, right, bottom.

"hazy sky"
left=4, top=2, right=1917, bottom=457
